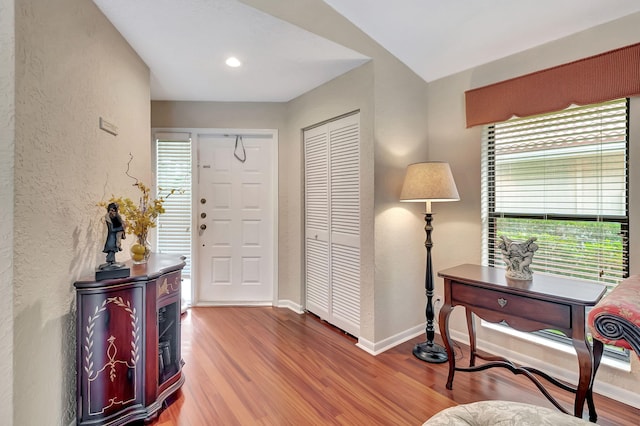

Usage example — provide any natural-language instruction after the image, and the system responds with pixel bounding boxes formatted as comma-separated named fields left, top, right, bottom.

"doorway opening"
left=154, top=128, right=278, bottom=307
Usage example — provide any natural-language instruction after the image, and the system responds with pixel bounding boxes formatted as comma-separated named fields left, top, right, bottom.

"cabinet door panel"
left=78, top=285, right=145, bottom=421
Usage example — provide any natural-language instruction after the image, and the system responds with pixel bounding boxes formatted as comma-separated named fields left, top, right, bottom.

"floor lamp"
left=400, top=162, right=459, bottom=363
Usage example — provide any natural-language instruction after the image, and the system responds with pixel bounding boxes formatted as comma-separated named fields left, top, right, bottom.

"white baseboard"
left=591, top=376, right=640, bottom=409
left=191, top=299, right=303, bottom=313
left=194, top=301, right=273, bottom=307
left=277, top=299, right=304, bottom=314
left=357, top=324, right=424, bottom=355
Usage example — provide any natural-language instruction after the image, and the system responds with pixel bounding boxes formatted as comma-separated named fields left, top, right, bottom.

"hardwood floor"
left=148, top=306, right=639, bottom=425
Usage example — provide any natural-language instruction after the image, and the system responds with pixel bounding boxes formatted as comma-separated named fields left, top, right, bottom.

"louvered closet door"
left=304, top=113, right=360, bottom=337
left=304, top=125, right=330, bottom=320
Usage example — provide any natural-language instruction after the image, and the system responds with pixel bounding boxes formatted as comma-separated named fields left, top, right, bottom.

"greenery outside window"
left=481, top=98, right=630, bottom=361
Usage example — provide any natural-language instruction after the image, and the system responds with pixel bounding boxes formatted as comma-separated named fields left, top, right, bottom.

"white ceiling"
left=93, top=0, right=640, bottom=102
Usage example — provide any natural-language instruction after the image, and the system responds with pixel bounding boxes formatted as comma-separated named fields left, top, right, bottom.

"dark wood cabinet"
left=75, top=254, right=185, bottom=425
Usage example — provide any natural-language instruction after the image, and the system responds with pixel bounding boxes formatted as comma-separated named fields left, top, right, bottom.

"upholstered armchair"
left=588, top=275, right=640, bottom=358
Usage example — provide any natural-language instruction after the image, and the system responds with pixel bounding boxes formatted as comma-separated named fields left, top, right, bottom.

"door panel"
left=197, top=134, right=274, bottom=303
left=304, top=125, right=330, bottom=319
left=305, top=238, right=330, bottom=316
left=304, top=113, right=360, bottom=336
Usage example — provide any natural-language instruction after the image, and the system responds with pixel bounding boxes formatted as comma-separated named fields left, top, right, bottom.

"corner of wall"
left=0, top=0, right=15, bottom=422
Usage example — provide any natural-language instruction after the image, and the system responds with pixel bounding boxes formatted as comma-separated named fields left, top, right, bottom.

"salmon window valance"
left=465, top=43, right=640, bottom=128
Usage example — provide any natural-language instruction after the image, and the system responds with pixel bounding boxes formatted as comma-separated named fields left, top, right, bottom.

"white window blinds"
left=156, top=135, right=192, bottom=277
left=482, top=99, right=629, bottom=286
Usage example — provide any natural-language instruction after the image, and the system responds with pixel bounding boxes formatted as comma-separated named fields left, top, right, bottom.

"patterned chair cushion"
left=423, top=400, right=593, bottom=425
left=587, top=275, right=640, bottom=356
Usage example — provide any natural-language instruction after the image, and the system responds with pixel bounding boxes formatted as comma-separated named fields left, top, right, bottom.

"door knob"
left=201, top=212, right=207, bottom=218
left=200, top=198, right=206, bottom=204
left=200, top=224, right=207, bottom=230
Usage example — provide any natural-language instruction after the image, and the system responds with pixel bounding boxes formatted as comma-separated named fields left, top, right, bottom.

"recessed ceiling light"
left=225, top=57, right=242, bottom=68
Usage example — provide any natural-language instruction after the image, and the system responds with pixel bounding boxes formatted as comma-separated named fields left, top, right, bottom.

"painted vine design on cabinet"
left=158, top=275, right=180, bottom=297
left=75, top=254, right=185, bottom=426
left=83, top=296, right=141, bottom=415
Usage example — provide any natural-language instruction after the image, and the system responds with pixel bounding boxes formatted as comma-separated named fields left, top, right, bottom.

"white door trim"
left=152, top=127, right=279, bottom=307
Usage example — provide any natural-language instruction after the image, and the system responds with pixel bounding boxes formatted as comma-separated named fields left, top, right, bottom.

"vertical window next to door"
left=156, top=137, right=193, bottom=304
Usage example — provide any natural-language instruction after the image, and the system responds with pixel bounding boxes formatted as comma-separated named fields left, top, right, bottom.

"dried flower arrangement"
left=98, top=155, right=178, bottom=263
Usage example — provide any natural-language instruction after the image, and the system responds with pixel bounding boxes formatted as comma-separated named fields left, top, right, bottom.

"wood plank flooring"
left=148, top=307, right=638, bottom=425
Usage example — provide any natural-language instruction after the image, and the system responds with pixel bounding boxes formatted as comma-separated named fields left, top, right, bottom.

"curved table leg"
left=466, top=309, right=476, bottom=367
left=586, top=339, right=604, bottom=422
left=439, top=303, right=455, bottom=389
left=572, top=330, right=596, bottom=420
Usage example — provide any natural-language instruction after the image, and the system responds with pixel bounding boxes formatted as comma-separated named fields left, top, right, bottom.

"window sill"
left=481, top=321, right=631, bottom=372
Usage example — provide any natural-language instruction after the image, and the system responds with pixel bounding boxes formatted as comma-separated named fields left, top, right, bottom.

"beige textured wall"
left=283, top=63, right=375, bottom=339
left=427, top=12, right=640, bottom=407
left=370, top=55, right=431, bottom=343
left=0, top=0, right=15, bottom=422
left=13, top=0, right=150, bottom=424
left=151, top=101, right=286, bottom=129
left=240, top=0, right=431, bottom=347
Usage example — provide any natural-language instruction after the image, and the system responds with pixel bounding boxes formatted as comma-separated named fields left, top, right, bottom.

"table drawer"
left=452, top=282, right=571, bottom=330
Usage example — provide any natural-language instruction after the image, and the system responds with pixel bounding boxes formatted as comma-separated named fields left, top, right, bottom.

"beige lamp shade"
left=400, top=162, right=460, bottom=203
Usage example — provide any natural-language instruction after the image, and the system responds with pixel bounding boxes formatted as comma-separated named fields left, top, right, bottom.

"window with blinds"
left=482, top=98, right=629, bottom=287
left=481, top=98, right=630, bottom=361
left=156, top=137, right=192, bottom=277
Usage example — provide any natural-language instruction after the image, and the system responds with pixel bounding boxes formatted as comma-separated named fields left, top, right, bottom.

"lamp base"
left=413, top=341, right=448, bottom=363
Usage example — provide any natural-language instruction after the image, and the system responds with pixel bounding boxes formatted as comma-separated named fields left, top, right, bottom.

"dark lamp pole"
left=399, top=162, right=460, bottom=364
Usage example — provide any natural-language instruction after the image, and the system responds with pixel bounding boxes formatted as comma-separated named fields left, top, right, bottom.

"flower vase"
left=131, top=237, right=151, bottom=264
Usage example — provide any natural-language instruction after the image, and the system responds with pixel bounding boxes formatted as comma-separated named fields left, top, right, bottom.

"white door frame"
left=152, top=127, right=279, bottom=307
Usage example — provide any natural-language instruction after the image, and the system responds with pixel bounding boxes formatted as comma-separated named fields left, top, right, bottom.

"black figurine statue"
left=100, top=202, right=127, bottom=269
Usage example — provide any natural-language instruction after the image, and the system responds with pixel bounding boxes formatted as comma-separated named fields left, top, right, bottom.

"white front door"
left=196, top=132, right=276, bottom=304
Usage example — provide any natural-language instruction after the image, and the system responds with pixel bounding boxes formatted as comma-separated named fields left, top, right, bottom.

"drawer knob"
left=497, top=298, right=508, bottom=308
